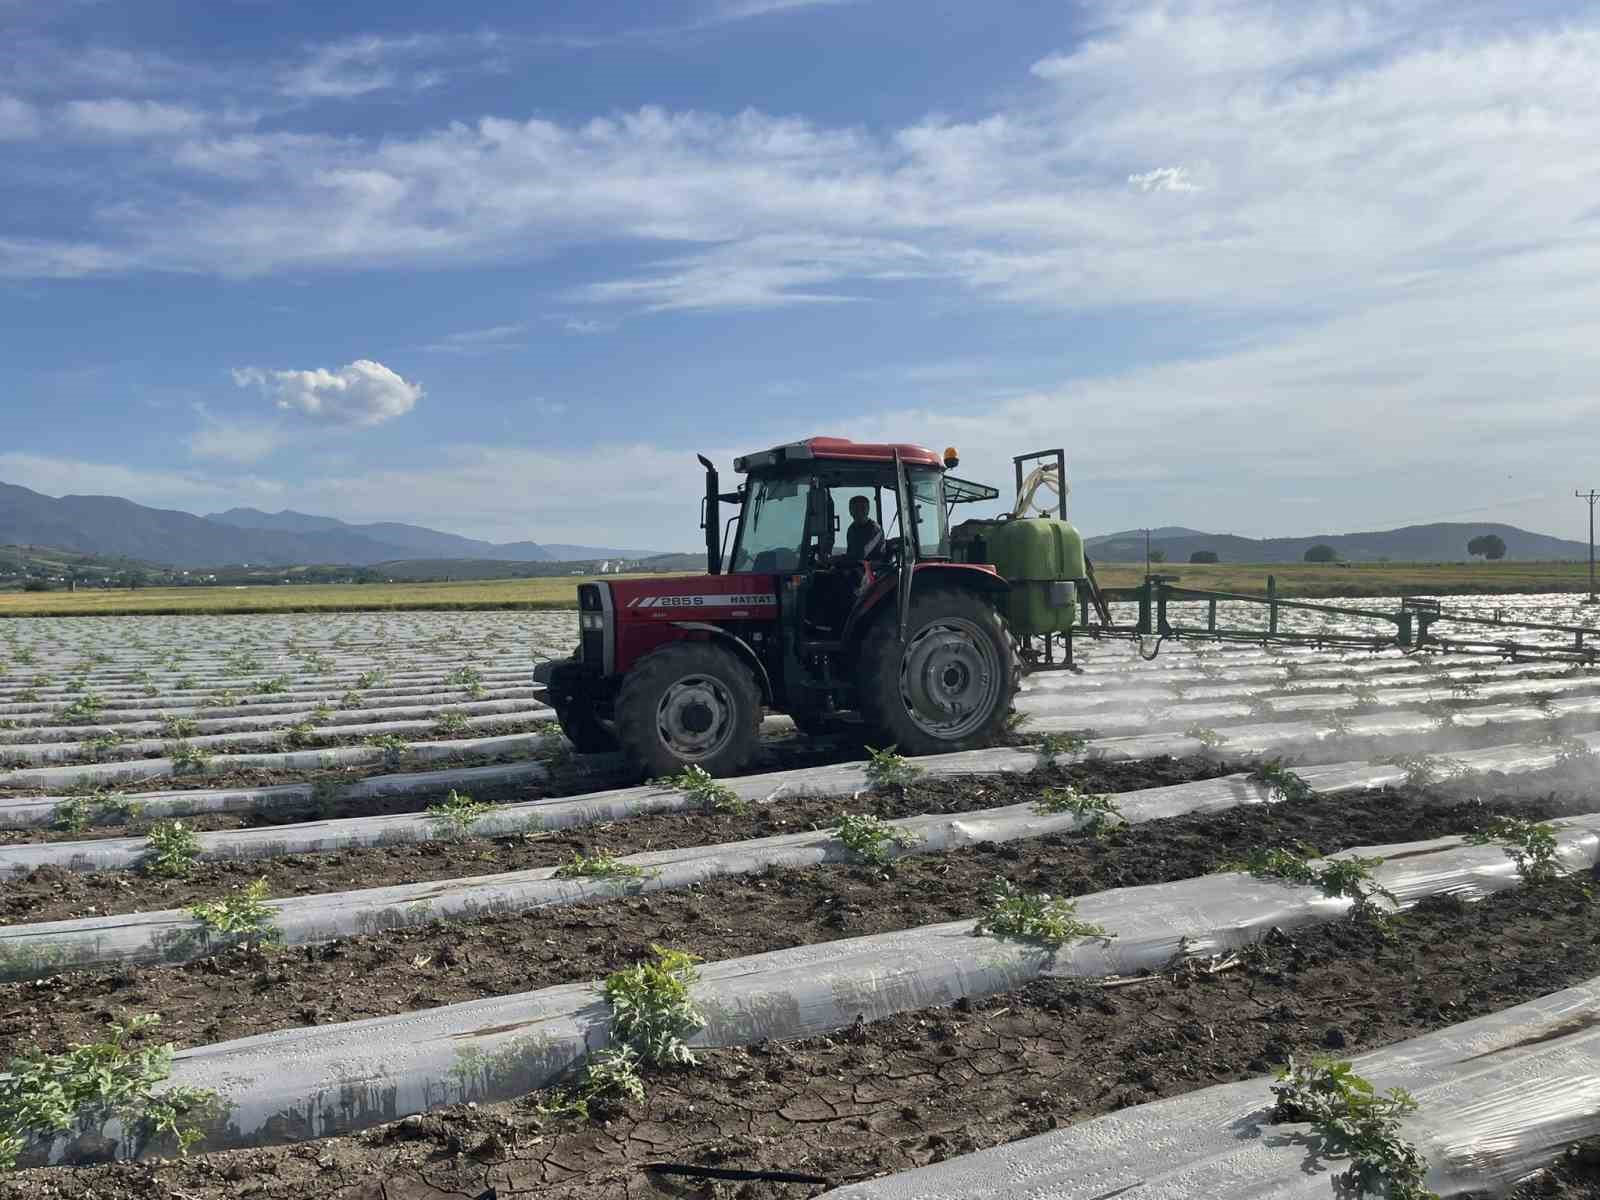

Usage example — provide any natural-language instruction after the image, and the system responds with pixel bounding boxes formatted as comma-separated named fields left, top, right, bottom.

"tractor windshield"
left=730, top=476, right=811, bottom=573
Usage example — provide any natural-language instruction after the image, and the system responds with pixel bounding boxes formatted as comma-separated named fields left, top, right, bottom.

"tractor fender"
left=842, top=563, right=1009, bottom=645
left=668, top=622, right=775, bottom=704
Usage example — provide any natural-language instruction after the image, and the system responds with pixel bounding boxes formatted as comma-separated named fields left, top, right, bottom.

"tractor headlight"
left=580, top=613, right=604, bottom=631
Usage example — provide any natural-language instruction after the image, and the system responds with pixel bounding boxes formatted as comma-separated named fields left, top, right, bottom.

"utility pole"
left=1578, top=490, right=1599, bottom=604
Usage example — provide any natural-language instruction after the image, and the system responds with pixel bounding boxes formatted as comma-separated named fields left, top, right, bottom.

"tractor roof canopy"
left=733, top=437, right=945, bottom=474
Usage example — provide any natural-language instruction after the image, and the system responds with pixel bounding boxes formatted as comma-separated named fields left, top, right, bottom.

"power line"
left=1578, top=490, right=1599, bottom=605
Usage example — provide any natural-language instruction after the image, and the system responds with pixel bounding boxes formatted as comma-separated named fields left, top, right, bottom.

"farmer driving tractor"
left=842, top=494, right=884, bottom=562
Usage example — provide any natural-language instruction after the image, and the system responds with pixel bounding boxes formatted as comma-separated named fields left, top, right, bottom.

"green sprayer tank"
left=953, top=516, right=1086, bottom=637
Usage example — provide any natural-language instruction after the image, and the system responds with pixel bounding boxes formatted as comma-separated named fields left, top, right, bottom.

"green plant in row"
left=540, top=945, right=705, bottom=1121
left=280, top=722, right=319, bottom=749
left=446, top=665, right=483, bottom=688
left=1466, top=816, right=1562, bottom=884
left=1035, top=730, right=1092, bottom=769
left=188, top=879, right=281, bottom=954
left=972, top=877, right=1113, bottom=946
left=1220, top=844, right=1395, bottom=922
left=81, top=732, right=127, bottom=762
left=166, top=740, right=212, bottom=774
left=52, top=787, right=141, bottom=833
left=365, top=732, right=411, bottom=760
left=144, top=821, right=200, bottom=878
left=553, top=850, right=646, bottom=880
left=0, top=1014, right=219, bottom=1172
left=832, top=812, right=920, bottom=865
left=655, top=764, right=747, bottom=815
left=602, top=945, right=703, bottom=1067
left=425, top=789, right=494, bottom=841
left=1250, top=758, right=1314, bottom=803
left=160, top=716, right=199, bottom=740
left=1185, top=724, right=1228, bottom=752
left=433, top=709, right=470, bottom=736
left=57, top=693, right=105, bottom=723
left=1535, top=729, right=1593, bottom=766
left=1374, top=753, right=1471, bottom=789
left=863, top=744, right=922, bottom=792
left=1034, top=784, right=1121, bottom=836
left=1271, top=1057, right=1437, bottom=1200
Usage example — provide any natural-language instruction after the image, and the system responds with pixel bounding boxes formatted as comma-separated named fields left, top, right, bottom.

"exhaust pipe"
left=698, top=454, right=722, bottom=575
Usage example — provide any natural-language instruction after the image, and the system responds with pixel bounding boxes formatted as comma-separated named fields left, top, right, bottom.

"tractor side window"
left=731, top=478, right=811, bottom=573
left=908, top=470, right=949, bottom=559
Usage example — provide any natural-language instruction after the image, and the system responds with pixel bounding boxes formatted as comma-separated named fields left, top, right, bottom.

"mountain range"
left=2, top=477, right=1587, bottom=570
left=0, top=482, right=659, bottom=569
left=1084, top=523, right=1589, bottom=563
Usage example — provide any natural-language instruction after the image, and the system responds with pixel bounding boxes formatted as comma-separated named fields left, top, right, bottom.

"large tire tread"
left=856, top=585, right=1017, bottom=757
left=615, top=642, right=762, bottom=778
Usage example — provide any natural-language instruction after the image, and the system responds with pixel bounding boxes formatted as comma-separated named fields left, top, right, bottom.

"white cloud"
left=277, top=33, right=499, bottom=100
left=582, top=234, right=935, bottom=311
left=61, top=98, right=206, bottom=137
left=186, top=422, right=285, bottom=465
left=561, top=318, right=608, bottom=335
left=1128, top=166, right=1197, bottom=193
left=709, top=0, right=859, bottom=20
left=12, top=7, right=1596, bottom=328
left=0, top=95, right=39, bottom=139
left=0, top=452, right=284, bottom=509
left=233, top=359, right=423, bottom=426
left=0, top=236, right=132, bottom=278
left=420, top=323, right=526, bottom=354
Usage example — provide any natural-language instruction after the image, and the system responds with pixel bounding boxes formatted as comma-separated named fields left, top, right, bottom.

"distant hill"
left=0, top=543, right=165, bottom=586
left=1086, top=522, right=1588, bottom=564
left=0, top=482, right=667, bottom=569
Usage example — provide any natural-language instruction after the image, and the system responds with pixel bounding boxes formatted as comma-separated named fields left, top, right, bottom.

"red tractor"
left=535, top=437, right=1089, bottom=776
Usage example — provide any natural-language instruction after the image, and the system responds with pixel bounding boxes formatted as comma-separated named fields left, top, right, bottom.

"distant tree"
left=1467, top=534, right=1507, bottom=561
left=1148, top=549, right=1167, bottom=563
left=22, top=578, right=50, bottom=592
left=1189, top=550, right=1219, bottom=564
left=1304, top=544, right=1339, bottom=563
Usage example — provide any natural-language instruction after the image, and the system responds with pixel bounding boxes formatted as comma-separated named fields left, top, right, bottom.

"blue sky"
left=2, top=0, right=1597, bottom=550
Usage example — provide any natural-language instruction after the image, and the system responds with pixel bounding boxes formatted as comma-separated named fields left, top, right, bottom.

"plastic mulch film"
left=6, top=735, right=1598, bottom=981
left=19, top=815, right=1600, bottom=1164
left=823, top=975, right=1600, bottom=1199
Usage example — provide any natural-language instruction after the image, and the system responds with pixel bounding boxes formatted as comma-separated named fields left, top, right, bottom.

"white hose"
left=1012, top=463, right=1067, bottom=519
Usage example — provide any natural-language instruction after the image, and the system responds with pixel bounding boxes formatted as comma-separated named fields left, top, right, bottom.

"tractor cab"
left=705, top=437, right=1000, bottom=638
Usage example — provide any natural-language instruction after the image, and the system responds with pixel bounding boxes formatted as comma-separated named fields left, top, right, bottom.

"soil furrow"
left=7, top=867, right=1598, bottom=1199
left=2, top=765, right=1590, bottom=1058
left=0, top=757, right=1235, bottom=922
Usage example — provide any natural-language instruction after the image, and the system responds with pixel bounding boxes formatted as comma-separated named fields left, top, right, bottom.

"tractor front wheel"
left=553, top=700, right=619, bottom=755
left=857, top=586, right=1015, bottom=757
left=615, top=642, right=762, bottom=778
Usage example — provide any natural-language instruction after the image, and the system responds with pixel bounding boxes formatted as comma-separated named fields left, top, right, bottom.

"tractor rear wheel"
left=615, top=642, right=762, bottom=778
left=856, top=585, right=1015, bottom=757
